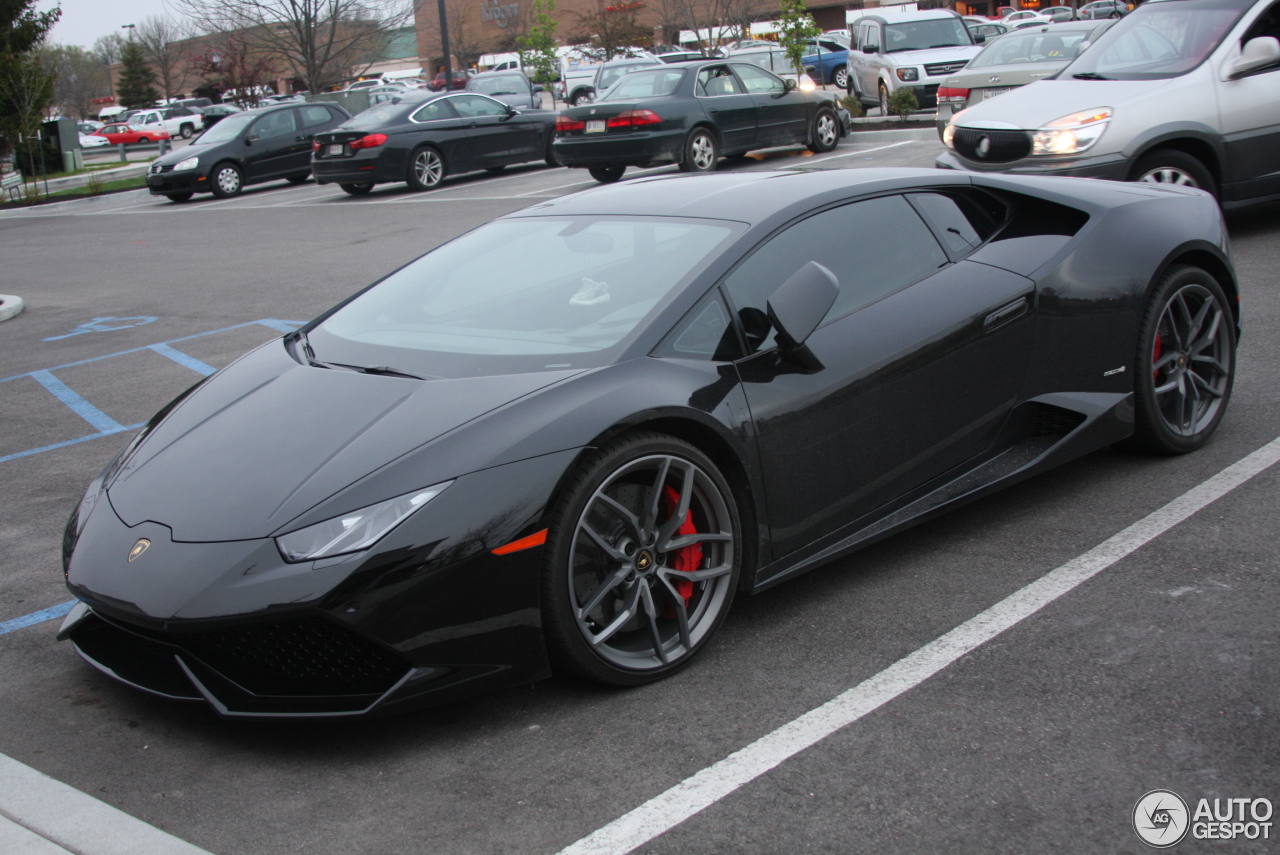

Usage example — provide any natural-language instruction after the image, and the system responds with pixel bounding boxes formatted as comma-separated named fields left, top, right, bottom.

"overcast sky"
left=37, top=0, right=177, bottom=49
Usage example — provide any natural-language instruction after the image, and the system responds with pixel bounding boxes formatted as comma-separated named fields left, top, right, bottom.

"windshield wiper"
left=289, top=331, right=427, bottom=380
left=1072, top=72, right=1111, bottom=80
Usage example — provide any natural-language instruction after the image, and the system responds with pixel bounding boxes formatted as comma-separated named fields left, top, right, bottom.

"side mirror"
left=766, top=261, right=839, bottom=370
left=974, top=33, right=987, bottom=44
left=1227, top=36, right=1280, bottom=79
left=244, top=136, right=255, bottom=146
left=533, top=84, right=545, bottom=93
left=784, top=78, right=798, bottom=91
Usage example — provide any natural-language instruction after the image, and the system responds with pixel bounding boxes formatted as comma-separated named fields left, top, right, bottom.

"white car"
left=128, top=106, right=205, bottom=140
left=79, top=133, right=109, bottom=148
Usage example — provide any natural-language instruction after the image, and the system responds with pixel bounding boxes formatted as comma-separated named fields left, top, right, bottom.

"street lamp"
left=121, top=24, right=135, bottom=40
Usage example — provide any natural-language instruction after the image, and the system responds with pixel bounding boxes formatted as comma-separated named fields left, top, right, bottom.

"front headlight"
left=896, top=68, right=919, bottom=81
left=1031, top=107, right=1112, bottom=156
left=275, top=482, right=452, bottom=562
left=173, top=156, right=199, bottom=171
left=798, top=73, right=817, bottom=92
left=942, top=122, right=957, bottom=148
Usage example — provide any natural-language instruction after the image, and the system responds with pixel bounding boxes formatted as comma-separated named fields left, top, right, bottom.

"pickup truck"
left=127, top=106, right=205, bottom=139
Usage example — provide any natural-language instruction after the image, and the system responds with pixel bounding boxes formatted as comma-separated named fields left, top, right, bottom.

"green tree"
left=775, top=0, right=819, bottom=78
left=0, top=0, right=61, bottom=161
left=516, top=0, right=558, bottom=99
left=116, top=40, right=159, bottom=109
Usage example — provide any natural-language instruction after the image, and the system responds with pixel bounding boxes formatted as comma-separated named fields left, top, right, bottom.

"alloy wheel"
left=834, top=66, right=849, bottom=90
left=689, top=132, right=716, bottom=171
left=1139, top=166, right=1199, bottom=188
left=1150, top=283, right=1231, bottom=437
left=817, top=113, right=837, bottom=148
left=414, top=149, right=443, bottom=188
left=568, top=454, right=735, bottom=671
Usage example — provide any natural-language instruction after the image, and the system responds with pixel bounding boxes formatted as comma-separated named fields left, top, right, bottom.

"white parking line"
left=802, top=139, right=919, bottom=162
left=557, top=435, right=1280, bottom=855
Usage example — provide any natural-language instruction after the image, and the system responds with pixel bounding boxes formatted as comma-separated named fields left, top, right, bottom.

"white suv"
left=848, top=9, right=982, bottom=114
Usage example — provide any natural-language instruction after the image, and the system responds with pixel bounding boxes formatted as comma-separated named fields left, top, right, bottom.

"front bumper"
left=147, top=170, right=207, bottom=195
left=553, top=128, right=685, bottom=167
left=934, top=148, right=1131, bottom=181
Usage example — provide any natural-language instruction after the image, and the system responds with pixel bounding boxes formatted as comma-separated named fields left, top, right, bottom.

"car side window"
left=654, top=290, right=743, bottom=361
left=450, top=95, right=508, bottom=117
left=411, top=99, right=457, bottom=121
left=723, top=196, right=948, bottom=354
left=733, top=63, right=786, bottom=94
left=1242, top=0, right=1280, bottom=44
left=298, top=105, right=334, bottom=128
left=249, top=109, right=297, bottom=139
left=907, top=192, right=1006, bottom=258
left=696, top=66, right=743, bottom=96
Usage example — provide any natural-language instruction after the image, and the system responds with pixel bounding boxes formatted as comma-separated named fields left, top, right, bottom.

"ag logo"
left=1133, top=790, right=1190, bottom=848
left=128, top=538, right=151, bottom=562
left=988, top=75, right=1002, bottom=83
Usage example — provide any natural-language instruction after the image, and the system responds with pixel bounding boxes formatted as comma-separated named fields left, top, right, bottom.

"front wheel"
left=878, top=82, right=890, bottom=117
left=588, top=164, right=625, bottom=183
left=541, top=433, right=742, bottom=685
left=809, top=109, right=839, bottom=153
left=833, top=65, right=849, bottom=90
left=406, top=146, right=444, bottom=191
left=209, top=162, right=243, bottom=198
left=1130, top=265, right=1235, bottom=454
left=679, top=128, right=719, bottom=173
left=165, top=192, right=194, bottom=203
left=339, top=182, right=374, bottom=196
left=1132, top=149, right=1217, bottom=199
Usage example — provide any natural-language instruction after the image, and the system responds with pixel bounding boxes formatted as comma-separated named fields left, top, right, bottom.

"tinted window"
left=724, top=196, right=947, bottom=353
left=597, top=61, right=659, bottom=90
left=411, top=99, right=457, bottom=121
left=601, top=68, right=685, bottom=99
left=298, top=105, right=335, bottom=127
left=697, top=66, right=745, bottom=96
left=733, top=63, right=786, bottom=93
left=469, top=74, right=530, bottom=95
left=1243, top=0, right=1280, bottom=41
left=250, top=109, right=297, bottom=139
left=450, top=94, right=508, bottom=117
left=908, top=193, right=1005, bottom=257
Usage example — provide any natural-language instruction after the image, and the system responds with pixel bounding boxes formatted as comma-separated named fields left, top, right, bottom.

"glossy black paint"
left=552, top=59, right=843, bottom=170
left=310, top=92, right=557, bottom=189
left=62, top=168, right=1237, bottom=718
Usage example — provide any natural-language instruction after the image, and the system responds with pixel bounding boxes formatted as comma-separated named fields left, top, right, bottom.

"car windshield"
left=470, top=74, right=528, bottom=95
left=598, top=61, right=659, bottom=90
left=313, top=216, right=738, bottom=376
left=600, top=68, right=686, bottom=100
left=969, top=28, right=1094, bottom=65
left=884, top=18, right=972, bottom=51
left=1061, top=0, right=1246, bottom=79
left=192, top=113, right=255, bottom=144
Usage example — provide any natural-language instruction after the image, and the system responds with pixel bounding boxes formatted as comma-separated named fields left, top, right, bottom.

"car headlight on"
left=1031, top=107, right=1112, bottom=156
left=275, top=481, right=452, bottom=562
left=173, top=156, right=199, bottom=171
left=896, top=68, right=919, bottom=82
left=798, top=73, right=817, bottom=92
left=942, top=122, right=957, bottom=148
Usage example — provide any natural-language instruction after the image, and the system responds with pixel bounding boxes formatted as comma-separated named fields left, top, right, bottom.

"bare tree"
left=41, top=44, right=112, bottom=119
left=175, top=0, right=413, bottom=92
left=134, top=15, right=191, bottom=100
left=187, top=33, right=280, bottom=105
left=91, top=32, right=128, bottom=65
left=568, top=1, right=652, bottom=61
left=418, top=0, right=497, bottom=71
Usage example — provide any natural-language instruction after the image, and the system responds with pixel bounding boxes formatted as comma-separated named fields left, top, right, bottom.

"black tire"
left=209, top=162, right=243, bottom=198
left=286, top=173, right=309, bottom=184
left=165, top=192, right=194, bottom=203
left=545, top=133, right=561, bottom=167
left=588, top=164, right=625, bottom=184
left=570, top=91, right=591, bottom=106
left=138, top=136, right=151, bottom=143
left=878, top=82, right=890, bottom=117
left=541, top=432, right=742, bottom=685
left=406, top=146, right=445, bottom=191
left=809, top=108, right=839, bottom=153
left=1130, top=265, right=1235, bottom=454
left=678, top=127, right=719, bottom=173
left=179, top=124, right=194, bottom=139
left=339, top=182, right=374, bottom=196
left=1131, top=149, right=1217, bottom=199
left=833, top=65, right=849, bottom=90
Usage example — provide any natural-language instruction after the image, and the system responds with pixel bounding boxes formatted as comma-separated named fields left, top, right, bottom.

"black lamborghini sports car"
left=60, top=168, right=1238, bottom=718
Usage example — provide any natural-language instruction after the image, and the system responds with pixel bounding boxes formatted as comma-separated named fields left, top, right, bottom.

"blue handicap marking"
left=42, top=316, right=159, bottom=342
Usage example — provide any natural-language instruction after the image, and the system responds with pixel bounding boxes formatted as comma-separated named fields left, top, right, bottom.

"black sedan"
left=60, top=168, right=1237, bottom=718
left=553, top=60, right=846, bottom=183
left=311, top=91, right=559, bottom=195
left=146, top=102, right=351, bottom=201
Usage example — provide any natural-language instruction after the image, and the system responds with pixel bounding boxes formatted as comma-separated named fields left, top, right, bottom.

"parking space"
left=2, top=134, right=1279, bottom=855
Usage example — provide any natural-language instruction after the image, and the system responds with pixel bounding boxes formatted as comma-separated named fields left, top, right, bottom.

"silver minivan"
left=848, top=9, right=982, bottom=114
left=937, top=0, right=1280, bottom=207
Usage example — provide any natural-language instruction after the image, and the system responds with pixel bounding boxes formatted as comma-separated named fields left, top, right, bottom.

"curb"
left=0, top=294, right=24, bottom=322
left=846, top=127, right=941, bottom=143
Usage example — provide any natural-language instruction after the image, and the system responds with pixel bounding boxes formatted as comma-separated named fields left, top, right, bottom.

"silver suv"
left=937, top=0, right=1280, bottom=207
left=848, top=9, right=982, bottom=114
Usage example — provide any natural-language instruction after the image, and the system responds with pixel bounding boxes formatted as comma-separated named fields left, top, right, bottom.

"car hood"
left=948, top=61, right=1065, bottom=89
left=107, top=340, right=581, bottom=542
left=951, top=77, right=1172, bottom=128
left=887, top=45, right=983, bottom=66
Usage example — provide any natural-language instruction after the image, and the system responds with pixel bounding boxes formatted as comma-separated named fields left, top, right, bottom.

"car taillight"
left=606, top=109, right=662, bottom=129
left=349, top=133, right=388, bottom=150
left=556, top=116, right=586, bottom=132
left=936, top=87, right=971, bottom=103
left=312, top=140, right=321, bottom=152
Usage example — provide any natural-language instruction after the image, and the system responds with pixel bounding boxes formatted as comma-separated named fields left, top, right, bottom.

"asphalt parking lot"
left=2, top=137, right=1279, bottom=855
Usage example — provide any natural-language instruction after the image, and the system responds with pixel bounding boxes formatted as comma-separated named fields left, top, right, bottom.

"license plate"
left=327, top=144, right=344, bottom=156
left=585, top=120, right=606, bottom=134
left=982, top=87, right=1014, bottom=100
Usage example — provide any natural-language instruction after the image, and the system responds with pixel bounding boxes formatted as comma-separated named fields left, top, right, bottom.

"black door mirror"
left=767, top=261, right=839, bottom=370
left=974, top=33, right=987, bottom=44
left=244, top=136, right=255, bottom=146
left=784, top=78, right=798, bottom=92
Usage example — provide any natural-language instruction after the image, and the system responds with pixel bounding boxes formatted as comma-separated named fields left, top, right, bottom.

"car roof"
left=856, top=8, right=962, bottom=23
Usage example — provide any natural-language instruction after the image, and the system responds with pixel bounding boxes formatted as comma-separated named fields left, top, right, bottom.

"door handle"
left=983, top=296, right=1028, bottom=331
left=294, top=135, right=312, bottom=142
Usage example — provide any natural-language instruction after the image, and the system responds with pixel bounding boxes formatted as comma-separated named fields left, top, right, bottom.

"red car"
left=94, top=124, right=172, bottom=144
left=427, top=71, right=471, bottom=91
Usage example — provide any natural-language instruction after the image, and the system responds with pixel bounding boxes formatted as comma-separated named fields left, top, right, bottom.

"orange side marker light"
left=492, top=528, right=548, bottom=555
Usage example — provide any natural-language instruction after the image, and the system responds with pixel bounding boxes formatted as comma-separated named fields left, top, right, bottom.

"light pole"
left=121, top=24, right=135, bottom=40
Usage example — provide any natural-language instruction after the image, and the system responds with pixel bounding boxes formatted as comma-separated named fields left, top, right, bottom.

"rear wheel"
left=1131, top=265, right=1235, bottom=453
left=588, top=164, right=625, bottom=183
left=679, top=128, right=719, bottom=173
left=138, top=136, right=151, bottom=143
left=179, top=124, right=194, bottom=139
left=339, top=183, right=374, bottom=196
left=209, top=162, right=243, bottom=198
left=833, top=65, right=849, bottom=90
left=406, top=146, right=444, bottom=191
left=809, top=109, right=839, bottom=153
left=541, top=433, right=742, bottom=685
left=1132, top=149, right=1217, bottom=199
left=545, top=133, right=560, bottom=167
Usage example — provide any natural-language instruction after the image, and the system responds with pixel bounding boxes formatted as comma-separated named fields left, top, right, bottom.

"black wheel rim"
left=569, top=454, right=735, bottom=671
left=1151, top=283, right=1231, bottom=437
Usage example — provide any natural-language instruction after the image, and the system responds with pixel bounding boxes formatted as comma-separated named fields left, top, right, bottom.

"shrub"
left=887, top=86, right=919, bottom=118
left=85, top=171, right=104, bottom=195
left=838, top=94, right=865, bottom=119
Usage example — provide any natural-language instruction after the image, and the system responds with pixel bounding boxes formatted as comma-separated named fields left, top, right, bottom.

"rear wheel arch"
left=1150, top=245, right=1240, bottom=333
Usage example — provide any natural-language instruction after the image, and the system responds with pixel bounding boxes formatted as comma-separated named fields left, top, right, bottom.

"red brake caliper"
left=661, top=486, right=702, bottom=607
left=1153, top=333, right=1163, bottom=380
